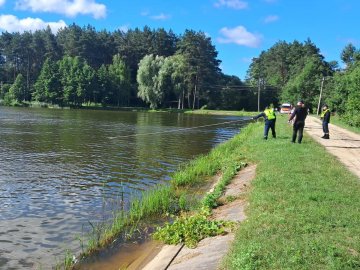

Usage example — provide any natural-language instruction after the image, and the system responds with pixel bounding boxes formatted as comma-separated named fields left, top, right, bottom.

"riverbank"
left=62, top=113, right=360, bottom=269
left=223, top=116, right=360, bottom=269
left=59, top=112, right=253, bottom=269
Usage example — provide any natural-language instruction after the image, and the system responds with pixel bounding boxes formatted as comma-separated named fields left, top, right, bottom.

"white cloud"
left=264, top=15, right=279, bottom=23
left=217, top=26, right=262, bottom=48
left=15, top=0, right=106, bottom=19
left=0, top=0, right=6, bottom=7
left=0, top=14, right=66, bottom=33
left=214, top=0, right=248, bottom=10
left=150, top=13, right=171, bottom=20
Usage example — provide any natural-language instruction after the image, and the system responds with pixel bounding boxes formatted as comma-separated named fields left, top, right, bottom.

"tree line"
left=0, top=24, right=359, bottom=126
left=246, top=39, right=360, bottom=127
left=0, top=24, right=259, bottom=110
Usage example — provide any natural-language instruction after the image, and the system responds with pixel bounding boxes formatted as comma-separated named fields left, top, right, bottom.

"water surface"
left=0, top=107, right=247, bottom=269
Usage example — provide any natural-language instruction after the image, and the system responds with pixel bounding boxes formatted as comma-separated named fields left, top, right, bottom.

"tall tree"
left=108, top=54, right=131, bottom=106
left=137, top=54, right=165, bottom=109
left=176, top=30, right=221, bottom=109
left=341, top=43, right=360, bottom=68
left=33, top=58, right=61, bottom=104
left=6, top=73, right=26, bottom=103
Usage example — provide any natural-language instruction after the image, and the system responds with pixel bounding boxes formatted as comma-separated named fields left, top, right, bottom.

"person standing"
left=253, top=105, right=276, bottom=140
left=288, top=101, right=308, bottom=144
left=320, top=104, right=331, bottom=139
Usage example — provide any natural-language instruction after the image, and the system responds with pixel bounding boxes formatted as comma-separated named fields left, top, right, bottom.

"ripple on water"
left=0, top=108, right=247, bottom=268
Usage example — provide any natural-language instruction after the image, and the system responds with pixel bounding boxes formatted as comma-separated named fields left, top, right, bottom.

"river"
left=0, top=107, right=248, bottom=269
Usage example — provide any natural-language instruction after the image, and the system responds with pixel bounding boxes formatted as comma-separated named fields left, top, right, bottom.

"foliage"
left=33, top=58, right=61, bottom=103
left=247, top=39, right=332, bottom=110
left=108, top=54, right=131, bottom=106
left=137, top=54, right=166, bottom=109
left=5, top=73, right=26, bottom=104
left=325, top=54, right=360, bottom=127
left=153, top=211, right=231, bottom=248
left=0, top=25, right=234, bottom=109
left=281, top=56, right=325, bottom=108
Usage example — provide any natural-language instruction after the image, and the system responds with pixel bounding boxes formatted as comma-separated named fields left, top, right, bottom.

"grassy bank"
left=330, top=114, right=360, bottom=134
left=223, top=117, right=360, bottom=269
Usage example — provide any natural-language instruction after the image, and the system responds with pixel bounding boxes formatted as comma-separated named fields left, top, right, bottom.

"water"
left=0, top=107, right=248, bottom=269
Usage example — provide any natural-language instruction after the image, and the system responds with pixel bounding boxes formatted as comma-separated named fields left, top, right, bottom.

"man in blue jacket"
left=320, top=104, right=331, bottom=139
left=253, top=105, right=276, bottom=140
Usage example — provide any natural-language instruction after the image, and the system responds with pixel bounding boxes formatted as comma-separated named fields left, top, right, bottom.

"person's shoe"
left=291, top=141, right=295, bottom=143
left=264, top=136, right=268, bottom=140
left=324, top=134, right=330, bottom=139
left=321, top=134, right=326, bottom=138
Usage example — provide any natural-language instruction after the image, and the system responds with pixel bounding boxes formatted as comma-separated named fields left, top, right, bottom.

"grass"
left=330, top=114, right=360, bottom=134
left=222, top=117, right=360, bottom=269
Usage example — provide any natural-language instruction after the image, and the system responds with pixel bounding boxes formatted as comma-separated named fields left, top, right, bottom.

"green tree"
left=108, top=54, right=131, bottom=106
left=137, top=54, right=165, bottom=109
left=33, top=58, right=61, bottom=104
left=176, top=30, right=221, bottom=109
left=281, top=56, right=327, bottom=110
left=6, top=73, right=25, bottom=104
left=96, top=64, right=111, bottom=104
left=158, top=54, right=188, bottom=109
left=58, top=56, right=87, bottom=105
left=340, top=43, right=359, bottom=68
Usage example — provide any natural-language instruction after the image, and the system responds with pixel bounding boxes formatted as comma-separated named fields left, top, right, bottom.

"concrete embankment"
left=143, top=165, right=256, bottom=270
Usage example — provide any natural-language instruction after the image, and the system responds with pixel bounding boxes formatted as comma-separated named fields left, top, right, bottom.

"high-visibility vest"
left=264, top=108, right=276, bottom=120
left=320, top=109, right=329, bottom=118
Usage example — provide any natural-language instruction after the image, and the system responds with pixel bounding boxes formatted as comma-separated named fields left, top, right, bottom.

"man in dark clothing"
left=320, top=104, right=331, bottom=139
left=253, top=105, right=276, bottom=140
left=288, top=101, right=308, bottom=143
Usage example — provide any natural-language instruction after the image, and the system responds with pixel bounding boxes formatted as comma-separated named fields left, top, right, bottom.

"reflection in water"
left=0, top=107, right=247, bottom=269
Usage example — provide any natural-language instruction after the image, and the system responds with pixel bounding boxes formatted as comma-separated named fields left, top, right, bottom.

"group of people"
left=253, top=102, right=331, bottom=143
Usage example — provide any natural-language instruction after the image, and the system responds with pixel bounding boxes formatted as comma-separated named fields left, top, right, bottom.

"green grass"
left=330, top=114, right=360, bottom=134
left=223, top=118, right=360, bottom=269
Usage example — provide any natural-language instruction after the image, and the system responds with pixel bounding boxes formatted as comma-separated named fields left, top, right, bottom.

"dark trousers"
left=322, top=122, right=329, bottom=134
left=264, top=120, right=276, bottom=139
left=292, top=121, right=305, bottom=143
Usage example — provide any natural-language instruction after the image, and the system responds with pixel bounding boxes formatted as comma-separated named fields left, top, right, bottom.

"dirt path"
left=304, top=116, right=360, bottom=179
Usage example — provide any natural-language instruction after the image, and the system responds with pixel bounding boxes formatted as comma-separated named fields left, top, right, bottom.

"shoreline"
left=53, top=112, right=360, bottom=269
left=59, top=111, right=254, bottom=269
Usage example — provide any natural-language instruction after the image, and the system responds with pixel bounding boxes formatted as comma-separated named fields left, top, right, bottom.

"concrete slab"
left=141, top=164, right=257, bottom=270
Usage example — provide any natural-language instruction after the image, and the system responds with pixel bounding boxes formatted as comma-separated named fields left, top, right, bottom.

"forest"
left=0, top=24, right=359, bottom=126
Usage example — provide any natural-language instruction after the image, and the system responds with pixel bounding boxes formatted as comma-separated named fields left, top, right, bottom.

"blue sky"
left=0, top=0, right=359, bottom=80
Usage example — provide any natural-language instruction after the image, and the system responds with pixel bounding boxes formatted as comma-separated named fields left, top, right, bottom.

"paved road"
left=304, top=116, right=360, bottom=179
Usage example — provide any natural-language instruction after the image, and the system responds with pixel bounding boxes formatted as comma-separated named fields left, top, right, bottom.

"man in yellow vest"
left=320, top=104, right=331, bottom=139
left=253, top=105, right=277, bottom=140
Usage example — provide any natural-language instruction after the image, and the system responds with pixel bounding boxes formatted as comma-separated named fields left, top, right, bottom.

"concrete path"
left=304, top=116, right=360, bottom=179
left=142, top=165, right=256, bottom=270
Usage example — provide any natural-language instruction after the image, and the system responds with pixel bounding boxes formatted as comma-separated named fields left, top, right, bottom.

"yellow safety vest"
left=264, top=108, right=276, bottom=120
left=320, top=109, right=329, bottom=118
